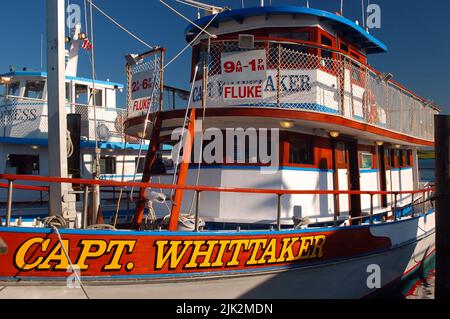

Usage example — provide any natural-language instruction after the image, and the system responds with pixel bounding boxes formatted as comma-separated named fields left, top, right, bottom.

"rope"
left=159, top=0, right=217, bottom=39
left=86, top=0, right=154, bottom=50
left=130, top=62, right=161, bottom=200
left=164, top=11, right=219, bottom=69
left=188, top=39, right=210, bottom=215
left=169, top=65, right=199, bottom=199
left=51, top=225, right=90, bottom=299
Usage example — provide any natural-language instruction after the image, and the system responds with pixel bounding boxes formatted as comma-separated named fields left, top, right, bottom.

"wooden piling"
left=435, top=115, right=450, bottom=299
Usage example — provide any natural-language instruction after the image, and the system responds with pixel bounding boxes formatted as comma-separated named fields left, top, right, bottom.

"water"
left=419, top=158, right=435, bottom=183
left=373, top=159, right=436, bottom=299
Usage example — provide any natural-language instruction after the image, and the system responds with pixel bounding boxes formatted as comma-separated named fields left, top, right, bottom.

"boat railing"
left=0, top=174, right=435, bottom=231
left=191, top=38, right=438, bottom=142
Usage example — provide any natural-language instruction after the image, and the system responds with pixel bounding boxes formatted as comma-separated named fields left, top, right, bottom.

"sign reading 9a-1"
left=221, top=50, right=267, bottom=82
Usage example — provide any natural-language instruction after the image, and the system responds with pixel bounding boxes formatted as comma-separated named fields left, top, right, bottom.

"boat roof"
left=0, top=70, right=124, bottom=89
left=185, top=6, right=388, bottom=54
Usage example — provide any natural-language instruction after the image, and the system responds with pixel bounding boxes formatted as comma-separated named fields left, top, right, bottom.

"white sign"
left=128, top=68, right=158, bottom=118
left=221, top=50, right=267, bottom=82
left=131, top=70, right=157, bottom=101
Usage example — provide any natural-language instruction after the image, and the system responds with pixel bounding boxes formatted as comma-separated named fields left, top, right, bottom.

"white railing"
left=194, top=39, right=438, bottom=142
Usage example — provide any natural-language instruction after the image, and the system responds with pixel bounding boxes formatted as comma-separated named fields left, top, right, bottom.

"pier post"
left=435, top=115, right=450, bottom=299
left=46, top=0, right=71, bottom=218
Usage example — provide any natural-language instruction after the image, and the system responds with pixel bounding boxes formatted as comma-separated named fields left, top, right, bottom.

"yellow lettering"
left=276, top=237, right=300, bottom=262
left=295, top=236, right=314, bottom=260
left=76, top=240, right=108, bottom=270
left=39, top=240, right=70, bottom=270
left=211, top=240, right=230, bottom=267
left=103, top=240, right=136, bottom=270
left=15, top=238, right=50, bottom=270
left=246, top=239, right=267, bottom=265
left=257, top=238, right=278, bottom=264
left=154, top=240, right=192, bottom=270
left=185, top=240, right=218, bottom=268
left=226, top=240, right=250, bottom=267
left=309, top=235, right=326, bottom=258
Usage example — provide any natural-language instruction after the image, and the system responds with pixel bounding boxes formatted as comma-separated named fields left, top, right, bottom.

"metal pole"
left=435, top=115, right=450, bottom=299
left=276, top=194, right=282, bottom=231
left=6, top=180, right=13, bottom=227
left=369, top=193, right=373, bottom=224
left=46, top=0, right=70, bottom=217
left=194, top=191, right=201, bottom=232
left=276, top=44, right=281, bottom=108
left=411, top=192, right=414, bottom=217
left=393, top=193, right=398, bottom=221
left=82, top=186, right=89, bottom=229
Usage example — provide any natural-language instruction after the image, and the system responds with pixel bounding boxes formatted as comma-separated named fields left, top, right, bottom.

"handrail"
left=0, top=182, right=48, bottom=192
left=0, top=173, right=434, bottom=230
left=0, top=174, right=434, bottom=197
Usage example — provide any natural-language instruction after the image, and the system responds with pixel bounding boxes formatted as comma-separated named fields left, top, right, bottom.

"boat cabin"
left=124, top=6, right=439, bottom=229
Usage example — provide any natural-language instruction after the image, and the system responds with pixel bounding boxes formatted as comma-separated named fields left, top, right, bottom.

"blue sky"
left=1, top=0, right=449, bottom=113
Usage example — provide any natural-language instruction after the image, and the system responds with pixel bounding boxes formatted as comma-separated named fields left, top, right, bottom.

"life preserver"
left=363, top=89, right=378, bottom=124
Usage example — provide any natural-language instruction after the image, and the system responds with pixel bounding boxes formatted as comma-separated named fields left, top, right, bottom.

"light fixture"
left=375, top=141, right=384, bottom=146
left=380, top=72, right=393, bottom=82
left=0, top=77, right=12, bottom=84
left=125, top=53, right=143, bottom=66
left=280, top=120, right=294, bottom=129
left=79, top=32, right=87, bottom=40
left=394, top=144, right=401, bottom=149
left=31, top=145, right=39, bottom=150
left=329, top=131, right=340, bottom=138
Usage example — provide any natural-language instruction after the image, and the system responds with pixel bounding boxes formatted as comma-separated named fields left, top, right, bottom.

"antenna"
left=361, top=0, right=366, bottom=28
left=260, top=0, right=264, bottom=7
left=306, top=0, right=310, bottom=8
left=340, top=0, right=344, bottom=15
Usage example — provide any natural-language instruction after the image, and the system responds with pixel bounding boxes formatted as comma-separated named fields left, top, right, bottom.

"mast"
left=46, top=0, right=71, bottom=217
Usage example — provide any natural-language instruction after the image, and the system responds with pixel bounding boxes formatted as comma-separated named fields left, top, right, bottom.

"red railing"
left=0, top=174, right=435, bottom=230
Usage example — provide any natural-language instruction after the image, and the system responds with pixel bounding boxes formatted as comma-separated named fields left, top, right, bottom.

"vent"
left=239, top=34, right=255, bottom=49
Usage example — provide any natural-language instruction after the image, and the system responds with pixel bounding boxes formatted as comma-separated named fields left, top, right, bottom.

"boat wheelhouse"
left=124, top=6, right=438, bottom=229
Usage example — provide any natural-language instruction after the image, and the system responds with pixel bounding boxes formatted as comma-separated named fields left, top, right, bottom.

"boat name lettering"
left=14, top=238, right=136, bottom=272
left=154, top=236, right=326, bottom=270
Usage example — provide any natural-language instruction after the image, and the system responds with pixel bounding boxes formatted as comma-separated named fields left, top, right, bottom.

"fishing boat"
left=0, top=1, right=439, bottom=299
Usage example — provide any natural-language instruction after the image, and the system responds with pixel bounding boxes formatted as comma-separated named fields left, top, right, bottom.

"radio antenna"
left=306, top=0, right=310, bottom=8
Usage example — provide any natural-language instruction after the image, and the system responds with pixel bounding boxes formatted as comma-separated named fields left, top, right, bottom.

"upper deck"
left=125, top=6, right=439, bottom=146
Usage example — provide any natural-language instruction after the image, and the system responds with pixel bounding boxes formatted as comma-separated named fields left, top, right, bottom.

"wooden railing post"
left=276, top=194, right=282, bottom=231
left=369, top=193, right=374, bottom=224
left=82, top=186, right=89, bottom=229
left=168, top=109, right=197, bottom=231
left=6, top=180, right=13, bottom=227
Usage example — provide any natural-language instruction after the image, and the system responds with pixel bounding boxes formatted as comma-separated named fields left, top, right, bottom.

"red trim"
left=168, top=109, right=196, bottom=231
left=126, top=108, right=435, bottom=147
left=402, top=248, right=436, bottom=278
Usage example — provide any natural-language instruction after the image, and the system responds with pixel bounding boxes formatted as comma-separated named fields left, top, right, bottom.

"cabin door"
left=333, top=141, right=349, bottom=216
left=347, top=140, right=361, bottom=220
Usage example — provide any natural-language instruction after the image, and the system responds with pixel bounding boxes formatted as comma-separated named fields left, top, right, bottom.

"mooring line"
left=51, top=226, right=90, bottom=299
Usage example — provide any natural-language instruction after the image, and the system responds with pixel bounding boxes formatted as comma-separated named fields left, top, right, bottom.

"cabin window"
left=65, top=83, right=71, bottom=102
left=5, top=154, right=39, bottom=175
left=75, top=85, right=88, bottom=105
left=340, top=42, right=349, bottom=52
left=335, top=142, right=348, bottom=167
left=90, top=88, right=103, bottom=107
left=359, top=152, right=373, bottom=169
left=24, top=80, right=45, bottom=99
left=406, top=150, right=412, bottom=166
left=398, top=150, right=405, bottom=167
left=135, top=157, right=145, bottom=174
left=7, top=82, right=21, bottom=96
left=384, top=148, right=392, bottom=169
left=320, top=35, right=334, bottom=69
left=390, top=150, right=396, bottom=167
left=288, top=136, right=313, bottom=165
left=100, top=156, right=116, bottom=174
